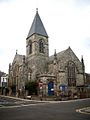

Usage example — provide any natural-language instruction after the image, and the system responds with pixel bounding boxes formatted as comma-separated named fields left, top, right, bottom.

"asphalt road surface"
left=0, top=98, right=90, bottom=120
left=0, top=95, right=46, bottom=107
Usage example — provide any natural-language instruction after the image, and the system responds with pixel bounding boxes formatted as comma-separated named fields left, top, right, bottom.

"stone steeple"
left=54, top=49, right=57, bottom=60
left=26, top=9, right=49, bottom=80
left=27, top=9, right=48, bottom=39
left=81, top=55, right=85, bottom=72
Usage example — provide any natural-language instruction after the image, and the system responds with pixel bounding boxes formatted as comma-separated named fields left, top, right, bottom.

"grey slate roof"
left=49, top=47, right=83, bottom=73
left=27, top=11, right=48, bottom=39
left=49, top=49, right=66, bottom=62
left=49, top=47, right=81, bottom=63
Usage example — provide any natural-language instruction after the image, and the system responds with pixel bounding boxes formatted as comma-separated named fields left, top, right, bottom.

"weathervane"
left=36, top=8, right=38, bottom=12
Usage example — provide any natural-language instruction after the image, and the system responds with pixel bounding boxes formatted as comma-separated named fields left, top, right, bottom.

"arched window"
left=67, top=61, right=76, bottom=86
left=28, top=68, right=32, bottom=81
left=39, top=39, right=44, bottom=53
left=29, top=41, right=32, bottom=54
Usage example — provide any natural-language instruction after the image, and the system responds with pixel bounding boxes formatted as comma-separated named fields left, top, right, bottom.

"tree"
left=25, top=81, right=38, bottom=95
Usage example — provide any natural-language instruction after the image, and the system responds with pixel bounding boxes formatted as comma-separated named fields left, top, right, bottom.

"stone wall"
left=76, top=74, right=84, bottom=86
left=26, top=34, right=49, bottom=80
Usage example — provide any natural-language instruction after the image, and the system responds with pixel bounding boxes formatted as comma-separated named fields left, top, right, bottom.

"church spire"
left=53, top=49, right=57, bottom=65
left=81, top=55, right=85, bottom=70
left=36, top=8, right=38, bottom=13
left=54, top=49, right=57, bottom=60
left=27, top=9, right=48, bottom=39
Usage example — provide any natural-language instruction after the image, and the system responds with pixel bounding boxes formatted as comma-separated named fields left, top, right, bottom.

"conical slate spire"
left=27, top=9, right=48, bottom=39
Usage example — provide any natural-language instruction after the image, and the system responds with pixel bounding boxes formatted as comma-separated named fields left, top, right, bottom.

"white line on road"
left=76, top=107, right=90, bottom=115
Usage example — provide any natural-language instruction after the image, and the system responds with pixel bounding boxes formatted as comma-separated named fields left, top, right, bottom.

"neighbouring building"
left=8, top=9, right=90, bottom=99
left=0, top=73, right=8, bottom=95
left=0, top=71, right=5, bottom=87
left=1, top=73, right=8, bottom=87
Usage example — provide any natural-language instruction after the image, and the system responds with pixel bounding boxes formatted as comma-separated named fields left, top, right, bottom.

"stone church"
left=8, top=9, right=86, bottom=98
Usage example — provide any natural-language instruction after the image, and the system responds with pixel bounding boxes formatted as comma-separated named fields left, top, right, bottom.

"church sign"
left=59, top=85, right=67, bottom=91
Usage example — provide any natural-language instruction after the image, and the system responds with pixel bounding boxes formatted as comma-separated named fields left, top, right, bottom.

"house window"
left=39, top=39, right=44, bottom=53
left=29, top=41, right=32, bottom=54
left=67, top=61, right=76, bottom=86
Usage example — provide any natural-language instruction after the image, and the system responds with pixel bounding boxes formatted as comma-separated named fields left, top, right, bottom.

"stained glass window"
left=67, top=61, right=76, bottom=86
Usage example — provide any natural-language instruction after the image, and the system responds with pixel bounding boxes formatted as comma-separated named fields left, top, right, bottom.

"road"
left=0, top=95, right=45, bottom=106
left=0, top=98, right=90, bottom=120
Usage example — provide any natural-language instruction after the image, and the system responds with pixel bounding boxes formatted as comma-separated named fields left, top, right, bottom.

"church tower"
left=26, top=9, right=49, bottom=80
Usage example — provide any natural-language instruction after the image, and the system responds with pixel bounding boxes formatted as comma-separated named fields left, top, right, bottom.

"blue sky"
left=0, top=0, right=90, bottom=73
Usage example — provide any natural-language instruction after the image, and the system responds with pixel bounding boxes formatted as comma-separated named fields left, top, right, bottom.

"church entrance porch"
left=37, top=73, right=56, bottom=100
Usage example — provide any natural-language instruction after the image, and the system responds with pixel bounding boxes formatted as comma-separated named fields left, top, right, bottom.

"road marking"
left=76, top=107, right=90, bottom=115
